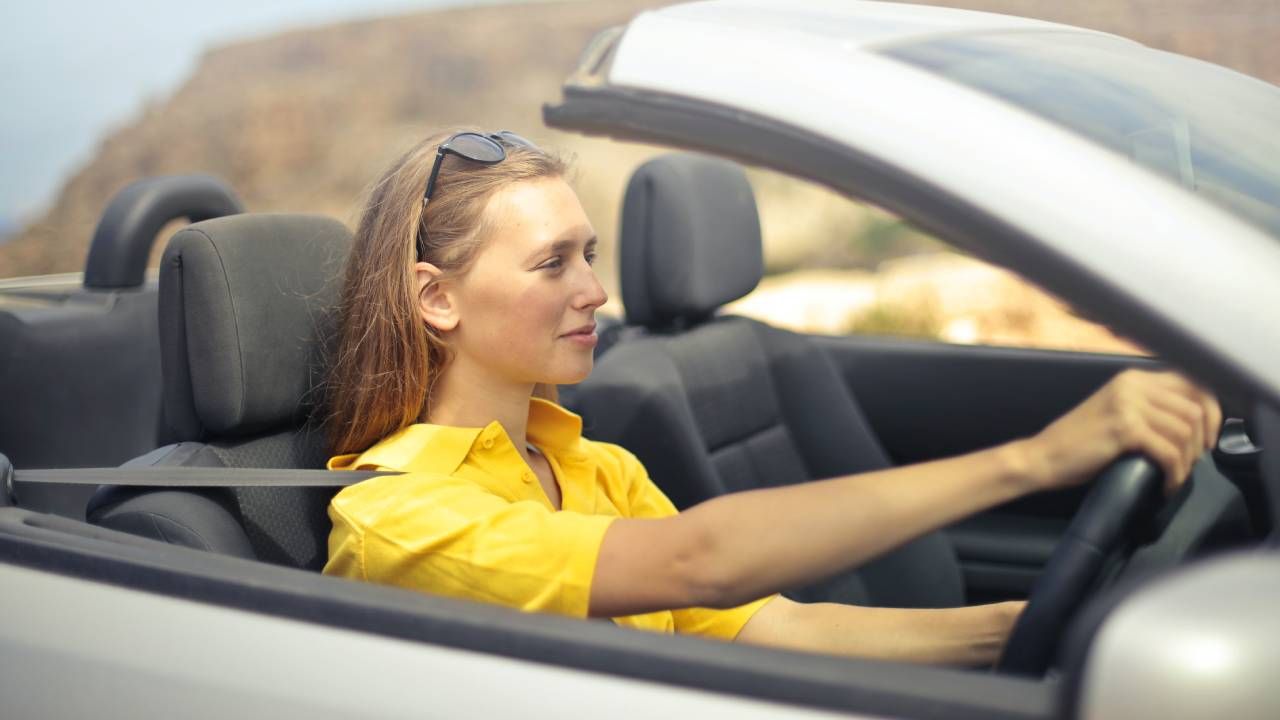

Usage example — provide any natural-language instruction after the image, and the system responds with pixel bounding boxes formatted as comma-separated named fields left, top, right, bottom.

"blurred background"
left=2, top=0, right=1277, bottom=353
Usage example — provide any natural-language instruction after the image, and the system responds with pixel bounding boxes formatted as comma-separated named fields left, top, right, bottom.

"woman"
left=322, top=129, right=1221, bottom=665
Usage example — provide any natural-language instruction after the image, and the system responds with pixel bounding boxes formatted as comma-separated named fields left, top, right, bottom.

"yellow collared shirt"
left=324, top=398, right=773, bottom=640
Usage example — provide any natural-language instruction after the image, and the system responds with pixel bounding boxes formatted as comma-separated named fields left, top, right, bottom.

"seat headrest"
left=159, top=214, right=352, bottom=443
left=620, top=153, right=764, bottom=327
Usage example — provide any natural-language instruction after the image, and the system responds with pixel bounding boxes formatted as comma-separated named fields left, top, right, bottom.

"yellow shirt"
left=324, top=398, right=773, bottom=640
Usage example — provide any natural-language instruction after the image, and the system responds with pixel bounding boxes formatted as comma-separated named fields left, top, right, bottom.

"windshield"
left=884, top=31, right=1280, bottom=241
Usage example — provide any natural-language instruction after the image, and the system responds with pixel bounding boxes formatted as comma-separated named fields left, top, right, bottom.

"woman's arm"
left=734, top=596, right=1024, bottom=666
left=588, top=369, right=1220, bottom=621
left=591, top=438, right=1034, bottom=615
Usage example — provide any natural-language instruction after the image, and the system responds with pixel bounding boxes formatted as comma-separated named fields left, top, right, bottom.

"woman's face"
left=424, top=176, right=608, bottom=387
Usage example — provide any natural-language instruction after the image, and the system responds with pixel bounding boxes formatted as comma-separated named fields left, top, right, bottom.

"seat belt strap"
left=4, top=467, right=398, bottom=505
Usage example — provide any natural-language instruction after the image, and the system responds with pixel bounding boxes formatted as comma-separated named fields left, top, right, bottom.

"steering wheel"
left=994, top=455, right=1163, bottom=676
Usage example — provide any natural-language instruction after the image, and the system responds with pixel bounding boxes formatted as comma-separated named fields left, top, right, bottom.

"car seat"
left=87, top=214, right=351, bottom=571
left=0, top=176, right=242, bottom=518
left=569, top=154, right=966, bottom=608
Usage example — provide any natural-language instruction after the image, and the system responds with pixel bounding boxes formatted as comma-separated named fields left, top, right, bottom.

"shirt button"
left=522, top=471, right=534, bottom=484
left=482, top=437, right=495, bottom=449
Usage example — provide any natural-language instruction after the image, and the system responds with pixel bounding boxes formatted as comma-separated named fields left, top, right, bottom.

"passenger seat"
left=88, top=214, right=351, bottom=570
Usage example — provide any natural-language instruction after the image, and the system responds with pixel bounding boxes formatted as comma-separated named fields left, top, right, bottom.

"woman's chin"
left=545, top=358, right=594, bottom=386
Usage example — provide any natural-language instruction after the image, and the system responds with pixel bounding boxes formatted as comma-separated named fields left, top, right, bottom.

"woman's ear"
left=415, top=262, right=459, bottom=332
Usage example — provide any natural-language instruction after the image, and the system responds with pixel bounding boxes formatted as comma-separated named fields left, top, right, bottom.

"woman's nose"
left=574, top=263, right=608, bottom=310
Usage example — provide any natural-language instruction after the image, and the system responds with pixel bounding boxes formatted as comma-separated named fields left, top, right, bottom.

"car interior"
left=567, top=153, right=1255, bottom=674
left=0, top=175, right=244, bottom=516
left=569, top=153, right=966, bottom=610
left=86, top=212, right=353, bottom=570
left=0, top=149, right=1265, bottom=712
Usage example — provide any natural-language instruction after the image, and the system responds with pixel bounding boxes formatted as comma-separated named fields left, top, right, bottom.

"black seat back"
left=571, top=154, right=963, bottom=607
left=89, top=214, right=351, bottom=570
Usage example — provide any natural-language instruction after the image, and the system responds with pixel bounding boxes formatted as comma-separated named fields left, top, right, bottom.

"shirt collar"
left=328, top=397, right=584, bottom=474
left=526, top=397, right=583, bottom=453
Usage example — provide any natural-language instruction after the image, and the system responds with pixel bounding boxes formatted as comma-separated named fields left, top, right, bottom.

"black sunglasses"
left=422, top=130, right=539, bottom=206
left=418, top=131, right=539, bottom=261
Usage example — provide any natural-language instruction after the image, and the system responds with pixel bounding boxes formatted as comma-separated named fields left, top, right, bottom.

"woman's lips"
left=561, top=324, right=598, bottom=347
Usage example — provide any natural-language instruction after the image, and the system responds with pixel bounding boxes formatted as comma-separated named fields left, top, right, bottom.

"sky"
left=0, top=0, right=492, bottom=228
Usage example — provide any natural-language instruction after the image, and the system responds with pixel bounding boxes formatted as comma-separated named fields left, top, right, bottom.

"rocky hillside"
left=2, top=0, right=1275, bottom=353
left=0, top=0, right=666, bottom=279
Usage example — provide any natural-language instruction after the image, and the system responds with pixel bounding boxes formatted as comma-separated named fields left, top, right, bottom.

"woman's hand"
left=736, top=596, right=1029, bottom=666
left=1019, top=369, right=1222, bottom=495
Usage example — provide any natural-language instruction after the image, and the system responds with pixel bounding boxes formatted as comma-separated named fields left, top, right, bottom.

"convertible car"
left=2, top=1, right=1277, bottom=718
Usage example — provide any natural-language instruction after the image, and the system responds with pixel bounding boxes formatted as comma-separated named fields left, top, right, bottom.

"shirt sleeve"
left=325, top=472, right=615, bottom=619
left=610, top=445, right=778, bottom=640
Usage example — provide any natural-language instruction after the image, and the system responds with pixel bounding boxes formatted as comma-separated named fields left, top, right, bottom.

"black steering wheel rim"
left=995, top=454, right=1163, bottom=676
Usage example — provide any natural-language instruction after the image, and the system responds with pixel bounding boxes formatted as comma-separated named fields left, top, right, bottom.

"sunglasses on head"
left=418, top=130, right=539, bottom=261
left=422, top=130, right=539, bottom=206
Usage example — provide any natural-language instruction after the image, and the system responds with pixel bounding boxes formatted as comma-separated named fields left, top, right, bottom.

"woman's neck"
left=428, top=360, right=535, bottom=456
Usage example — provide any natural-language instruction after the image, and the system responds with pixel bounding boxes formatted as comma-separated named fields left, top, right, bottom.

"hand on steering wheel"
left=994, top=370, right=1220, bottom=676
left=1022, top=369, right=1221, bottom=497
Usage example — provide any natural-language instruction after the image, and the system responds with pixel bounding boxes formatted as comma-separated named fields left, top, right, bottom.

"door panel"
left=947, top=514, right=1067, bottom=602
left=813, top=335, right=1153, bottom=601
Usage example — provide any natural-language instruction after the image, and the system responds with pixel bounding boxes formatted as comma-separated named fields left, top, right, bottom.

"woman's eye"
left=537, top=248, right=595, bottom=272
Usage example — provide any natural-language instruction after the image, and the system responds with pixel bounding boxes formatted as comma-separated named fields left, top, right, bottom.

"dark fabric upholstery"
left=90, top=487, right=257, bottom=560
left=90, top=443, right=259, bottom=562
left=574, top=153, right=964, bottom=608
left=91, top=214, right=352, bottom=571
left=620, top=154, right=763, bottom=327
left=159, top=214, right=349, bottom=442
left=208, top=430, right=335, bottom=570
left=577, top=318, right=964, bottom=607
left=90, top=434, right=338, bottom=570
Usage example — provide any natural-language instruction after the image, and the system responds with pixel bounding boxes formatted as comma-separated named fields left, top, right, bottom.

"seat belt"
left=0, top=458, right=398, bottom=507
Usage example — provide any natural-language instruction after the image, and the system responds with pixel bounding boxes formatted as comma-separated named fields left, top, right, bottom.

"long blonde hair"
left=327, top=129, right=568, bottom=455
